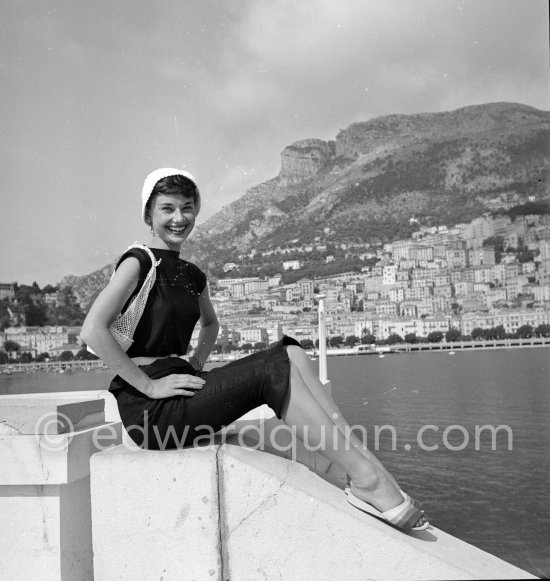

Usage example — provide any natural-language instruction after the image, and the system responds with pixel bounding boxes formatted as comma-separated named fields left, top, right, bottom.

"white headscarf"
left=141, top=168, right=201, bottom=222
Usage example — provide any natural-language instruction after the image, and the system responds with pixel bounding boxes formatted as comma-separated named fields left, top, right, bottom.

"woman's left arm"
left=189, top=284, right=219, bottom=371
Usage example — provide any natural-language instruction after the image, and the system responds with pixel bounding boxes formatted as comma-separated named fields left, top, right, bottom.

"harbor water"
left=1, top=348, right=548, bottom=577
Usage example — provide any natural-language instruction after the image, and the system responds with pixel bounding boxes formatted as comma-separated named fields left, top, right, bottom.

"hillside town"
left=1, top=209, right=550, bottom=362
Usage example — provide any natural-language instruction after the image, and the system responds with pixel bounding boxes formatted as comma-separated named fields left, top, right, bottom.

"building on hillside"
left=240, top=327, right=269, bottom=345
left=297, top=278, right=314, bottom=301
left=469, top=247, right=496, bottom=267
left=409, top=245, right=434, bottom=262
left=461, top=294, right=488, bottom=313
left=0, top=282, right=16, bottom=301
left=285, top=325, right=317, bottom=345
left=217, top=277, right=259, bottom=289
left=230, top=283, right=245, bottom=298
left=1, top=326, right=82, bottom=358
left=374, top=300, right=397, bottom=317
left=265, top=323, right=284, bottom=344
left=382, top=265, right=397, bottom=285
left=283, top=260, right=301, bottom=271
left=216, top=325, right=241, bottom=351
left=49, top=343, right=81, bottom=358
left=244, top=280, right=269, bottom=294
left=267, top=275, right=282, bottom=288
left=466, top=216, right=495, bottom=246
left=44, top=291, right=68, bottom=307
left=460, top=309, right=550, bottom=336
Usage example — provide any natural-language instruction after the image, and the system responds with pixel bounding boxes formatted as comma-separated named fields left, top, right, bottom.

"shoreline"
left=2, top=336, right=549, bottom=373
left=325, top=336, right=550, bottom=356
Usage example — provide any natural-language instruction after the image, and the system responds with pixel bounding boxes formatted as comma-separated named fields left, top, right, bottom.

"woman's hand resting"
left=146, top=374, right=206, bottom=399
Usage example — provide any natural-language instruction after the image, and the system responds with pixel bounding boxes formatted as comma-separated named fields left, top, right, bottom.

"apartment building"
left=240, top=327, right=269, bottom=345
left=0, top=282, right=16, bottom=301
left=1, top=326, right=82, bottom=358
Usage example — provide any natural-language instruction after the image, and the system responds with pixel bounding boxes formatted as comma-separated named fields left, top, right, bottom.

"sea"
left=1, top=348, right=549, bottom=578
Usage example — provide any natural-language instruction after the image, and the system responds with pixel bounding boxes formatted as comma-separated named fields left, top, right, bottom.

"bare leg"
left=280, top=355, right=409, bottom=515
left=285, top=346, right=400, bottom=489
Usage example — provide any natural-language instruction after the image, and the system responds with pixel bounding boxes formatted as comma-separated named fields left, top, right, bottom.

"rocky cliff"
left=279, top=139, right=336, bottom=185
left=185, top=102, right=549, bottom=269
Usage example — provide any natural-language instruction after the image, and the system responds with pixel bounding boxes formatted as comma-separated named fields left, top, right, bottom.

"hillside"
left=60, top=102, right=550, bottom=306
left=184, top=102, right=549, bottom=269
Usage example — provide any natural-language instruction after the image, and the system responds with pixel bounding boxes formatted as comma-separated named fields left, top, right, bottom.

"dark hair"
left=145, top=174, right=201, bottom=218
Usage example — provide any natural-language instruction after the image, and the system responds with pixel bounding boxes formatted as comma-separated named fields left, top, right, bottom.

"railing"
left=0, top=359, right=107, bottom=373
left=392, top=336, right=550, bottom=352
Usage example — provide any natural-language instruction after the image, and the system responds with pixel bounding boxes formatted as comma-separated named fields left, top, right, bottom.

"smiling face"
left=147, top=193, right=197, bottom=251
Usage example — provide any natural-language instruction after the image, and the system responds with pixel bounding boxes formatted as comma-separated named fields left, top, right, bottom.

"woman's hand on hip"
left=147, top=374, right=206, bottom=399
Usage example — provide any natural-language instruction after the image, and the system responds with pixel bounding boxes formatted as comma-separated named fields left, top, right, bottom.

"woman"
left=81, top=167, right=428, bottom=531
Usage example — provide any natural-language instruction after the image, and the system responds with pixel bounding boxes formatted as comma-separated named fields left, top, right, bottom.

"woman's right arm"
left=80, top=257, right=204, bottom=398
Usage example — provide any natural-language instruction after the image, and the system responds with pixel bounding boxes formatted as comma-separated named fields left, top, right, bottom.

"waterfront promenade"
left=1, top=336, right=549, bottom=374
left=0, top=359, right=106, bottom=374
left=313, top=336, right=550, bottom=357
left=377, top=336, right=550, bottom=353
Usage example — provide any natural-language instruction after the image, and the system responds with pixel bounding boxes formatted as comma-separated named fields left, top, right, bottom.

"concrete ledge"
left=0, top=397, right=104, bottom=435
left=219, top=444, right=533, bottom=580
left=0, top=390, right=121, bottom=424
left=0, top=422, right=122, bottom=485
left=90, top=444, right=222, bottom=581
left=89, top=442, right=534, bottom=580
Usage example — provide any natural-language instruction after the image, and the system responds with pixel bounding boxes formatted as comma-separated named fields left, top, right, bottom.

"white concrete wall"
left=90, top=445, right=222, bottom=581
left=90, top=442, right=534, bottom=581
left=0, top=395, right=122, bottom=581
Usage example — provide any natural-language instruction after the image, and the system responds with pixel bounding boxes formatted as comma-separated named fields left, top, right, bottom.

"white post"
left=317, top=295, right=328, bottom=384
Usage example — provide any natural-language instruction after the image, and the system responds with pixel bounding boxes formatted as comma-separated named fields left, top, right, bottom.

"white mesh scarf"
left=87, top=243, right=161, bottom=355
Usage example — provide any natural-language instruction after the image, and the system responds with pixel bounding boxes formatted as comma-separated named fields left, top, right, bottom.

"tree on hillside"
left=59, top=350, right=74, bottom=361
left=535, top=324, right=550, bottom=337
left=487, top=325, right=507, bottom=340
left=427, top=331, right=444, bottom=343
left=253, top=342, right=267, bottom=351
left=386, top=333, right=404, bottom=345
left=344, top=335, right=359, bottom=347
left=300, top=339, right=315, bottom=350
left=446, top=328, right=462, bottom=342
left=24, top=303, right=48, bottom=326
left=361, top=333, right=376, bottom=345
left=76, top=347, right=98, bottom=360
left=49, top=287, right=86, bottom=326
left=3, top=340, right=20, bottom=358
left=471, top=327, right=485, bottom=340
left=404, top=333, right=417, bottom=343
left=516, top=324, right=534, bottom=338
left=508, top=201, right=550, bottom=217
left=329, top=336, right=343, bottom=348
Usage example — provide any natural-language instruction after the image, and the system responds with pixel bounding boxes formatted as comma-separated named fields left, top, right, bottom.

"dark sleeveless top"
left=115, top=247, right=207, bottom=357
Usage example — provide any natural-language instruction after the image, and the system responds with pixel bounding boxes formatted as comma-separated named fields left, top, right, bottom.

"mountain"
left=183, top=102, right=549, bottom=269
left=60, top=102, right=549, bottom=306
left=59, top=264, right=113, bottom=310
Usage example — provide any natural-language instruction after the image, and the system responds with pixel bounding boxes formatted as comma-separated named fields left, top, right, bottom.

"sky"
left=1, top=0, right=548, bottom=285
